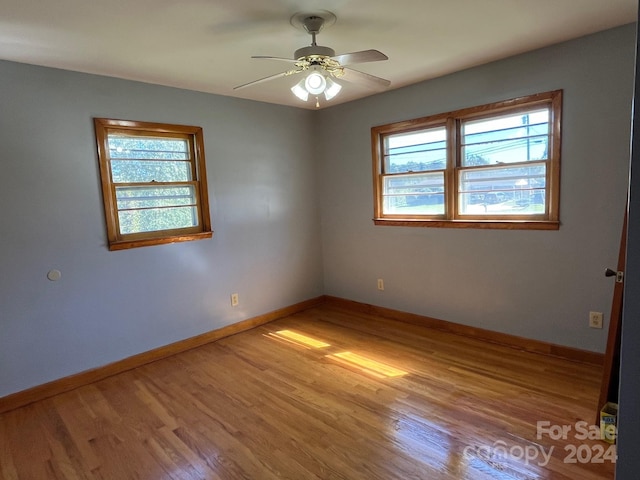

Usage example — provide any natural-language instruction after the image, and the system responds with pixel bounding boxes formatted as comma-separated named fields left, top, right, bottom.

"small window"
left=372, top=90, right=562, bottom=229
left=94, top=118, right=212, bottom=250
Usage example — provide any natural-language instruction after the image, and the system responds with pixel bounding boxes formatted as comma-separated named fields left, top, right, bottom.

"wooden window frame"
left=371, top=90, right=562, bottom=230
left=94, top=118, right=213, bottom=250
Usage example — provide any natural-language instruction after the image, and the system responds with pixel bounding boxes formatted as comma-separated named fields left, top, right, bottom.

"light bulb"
left=305, top=72, right=327, bottom=95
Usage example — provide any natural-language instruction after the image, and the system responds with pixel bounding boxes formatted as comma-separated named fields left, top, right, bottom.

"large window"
left=94, top=118, right=212, bottom=250
left=371, top=90, right=562, bottom=229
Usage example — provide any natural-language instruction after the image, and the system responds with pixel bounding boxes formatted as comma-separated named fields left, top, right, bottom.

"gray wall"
left=317, top=24, right=635, bottom=353
left=0, top=61, right=324, bottom=397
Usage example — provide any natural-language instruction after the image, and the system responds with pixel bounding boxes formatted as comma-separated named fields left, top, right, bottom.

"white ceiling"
left=0, top=0, right=637, bottom=110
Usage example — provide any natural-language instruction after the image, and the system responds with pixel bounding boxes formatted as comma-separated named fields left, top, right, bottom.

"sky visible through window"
left=385, top=109, right=549, bottom=172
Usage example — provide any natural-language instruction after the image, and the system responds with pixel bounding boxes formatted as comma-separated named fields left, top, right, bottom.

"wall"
left=0, top=61, right=324, bottom=397
left=317, top=24, right=635, bottom=353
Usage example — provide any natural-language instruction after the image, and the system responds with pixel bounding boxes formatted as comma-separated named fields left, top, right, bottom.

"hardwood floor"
left=0, top=303, right=614, bottom=479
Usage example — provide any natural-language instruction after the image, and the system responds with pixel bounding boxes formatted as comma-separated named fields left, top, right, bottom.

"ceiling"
left=0, top=0, right=637, bottom=110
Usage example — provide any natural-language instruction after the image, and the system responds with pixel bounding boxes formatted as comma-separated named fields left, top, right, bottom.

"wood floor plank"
left=0, top=304, right=614, bottom=479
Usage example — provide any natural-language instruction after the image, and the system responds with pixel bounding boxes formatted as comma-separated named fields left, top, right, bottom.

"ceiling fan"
left=234, top=11, right=390, bottom=107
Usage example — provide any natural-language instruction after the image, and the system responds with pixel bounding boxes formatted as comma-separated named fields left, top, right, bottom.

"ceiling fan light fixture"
left=292, top=71, right=342, bottom=105
left=324, top=77, right=342, bottom=100
left=291, top=79, right=309, bottom=101
left=236, top=11, right=390, bottom=107
left=304, top=72, right=327, bottom=95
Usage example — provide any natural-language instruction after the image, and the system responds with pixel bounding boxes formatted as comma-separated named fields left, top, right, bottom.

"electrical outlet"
left=231, top=293, right=239, bottom=307
left=589, top=311, right=603, bottom=329
left=377, top=278, right=384, bottom=291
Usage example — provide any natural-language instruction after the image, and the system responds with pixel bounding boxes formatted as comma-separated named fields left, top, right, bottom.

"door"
left=597, top=210, right=627, bottom=417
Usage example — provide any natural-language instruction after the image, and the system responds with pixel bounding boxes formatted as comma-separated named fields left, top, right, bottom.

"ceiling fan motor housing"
left=294, top=45, right=336, bottom=60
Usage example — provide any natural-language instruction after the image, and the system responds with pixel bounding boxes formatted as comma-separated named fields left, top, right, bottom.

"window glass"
left=458, top=163, right=546, bottom=215
left=384, top=127, right=447, bottom=173
left=383, top=172, right=445, bottom=215
left=115, top=185, right=198, bottom=234
left=461, top=109, right=549, bottom=165
left=371, top=90, right=561, bottom=229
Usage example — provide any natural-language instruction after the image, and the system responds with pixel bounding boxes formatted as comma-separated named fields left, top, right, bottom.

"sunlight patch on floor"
left=327, top=351, right=408, bottom=378
left=265, top=330, right=331, bottom=349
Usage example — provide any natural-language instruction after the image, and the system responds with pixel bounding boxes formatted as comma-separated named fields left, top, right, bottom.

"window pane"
left=110, top=160, right=192, bottom=183
left=108, top=136, right=189, bottom=160
left=462, top=109, right=549, bottom=165
left=115, top=185, right=196, bottom=210
left=384, top=127, right=447, bottom=173
left=118, top=206, right=199, bottom=234
left=382, top=172, right=445, bottom=215
left=459, top=163, right=546, bottom=215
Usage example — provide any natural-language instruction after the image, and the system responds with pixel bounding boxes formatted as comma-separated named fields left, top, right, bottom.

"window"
left=94, top=118, right=212, bottom=250
left=371, top=90, right=562, bottom=229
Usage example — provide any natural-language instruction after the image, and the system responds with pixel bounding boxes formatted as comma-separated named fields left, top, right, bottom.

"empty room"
left=2, top=1, right=640, bottom=479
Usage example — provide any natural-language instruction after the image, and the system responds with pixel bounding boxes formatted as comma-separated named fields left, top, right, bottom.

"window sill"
left=108, top=231, right=213, bottom=251
left=373, top=219, right=559, bottom=230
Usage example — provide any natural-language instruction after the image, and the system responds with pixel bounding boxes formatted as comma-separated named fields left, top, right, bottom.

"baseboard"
left=324, top=296, right=604, bottom=366
left=0, top=296, right=325, bottom=414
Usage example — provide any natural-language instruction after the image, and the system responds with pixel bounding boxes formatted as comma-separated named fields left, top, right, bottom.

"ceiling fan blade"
left=340, top=67, right=391, bottom=91
left=251, top=55, right=298, bottom=63
left=332, top=49, right=388, bottom=66
left=234, top=71, right=290, bottom=90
